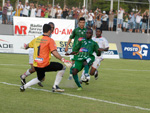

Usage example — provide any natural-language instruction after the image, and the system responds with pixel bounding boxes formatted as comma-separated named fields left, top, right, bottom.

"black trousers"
left=34, top=62, right=63, bottom=81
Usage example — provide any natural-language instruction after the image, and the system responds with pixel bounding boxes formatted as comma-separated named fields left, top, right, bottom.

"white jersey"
left=92, top=36, right=109, bottom=59
left=92, top=36, right=109, bottom=69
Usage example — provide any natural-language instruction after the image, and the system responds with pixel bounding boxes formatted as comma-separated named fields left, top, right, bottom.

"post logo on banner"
left=121, top=42, right=150, bottom=60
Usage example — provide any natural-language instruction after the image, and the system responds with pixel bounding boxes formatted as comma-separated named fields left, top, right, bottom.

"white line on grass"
left=0, top=63, right=150, bottom=72
left=0, top=81, right=150, bottom=111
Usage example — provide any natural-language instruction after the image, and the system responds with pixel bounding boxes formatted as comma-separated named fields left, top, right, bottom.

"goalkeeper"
left=20, top=24, right=72, bottom=92
left=66, top=29, right=101, bottom=90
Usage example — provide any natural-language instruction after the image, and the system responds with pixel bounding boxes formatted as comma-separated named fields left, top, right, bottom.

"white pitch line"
left=0, top=63, right=150, bottom=72
left=0, top=82, right=150, bottom=111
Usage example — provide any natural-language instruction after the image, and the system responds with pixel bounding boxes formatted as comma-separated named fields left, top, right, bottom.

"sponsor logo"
left=79, top=48, right=88, bottom=52
left=78, top=37, right=85, bottom=41
left=121, top=42, right=150, bottom=60
left=124, top=44, right=148, bottom=59
left=0, top=39, right=13, bottom=49
left=34, top=58, right=43, bottom=63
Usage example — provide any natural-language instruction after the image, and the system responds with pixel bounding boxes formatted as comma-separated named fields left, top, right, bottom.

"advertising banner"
left=121, top=42, right=150, bottom=60
left=13, top=17, right=75, bottom=41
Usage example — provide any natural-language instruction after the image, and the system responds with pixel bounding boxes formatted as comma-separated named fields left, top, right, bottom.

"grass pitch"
left=0, top=53, right=150, bottom=113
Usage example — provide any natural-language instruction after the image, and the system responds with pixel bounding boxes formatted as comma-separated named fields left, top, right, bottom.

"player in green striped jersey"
left=65, top=17, right=87, bottom=80
left=66, top=29, right=101, bottom=90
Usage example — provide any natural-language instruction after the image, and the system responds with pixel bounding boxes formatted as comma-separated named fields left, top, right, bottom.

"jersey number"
left=37, top=46, right=41, bottom=56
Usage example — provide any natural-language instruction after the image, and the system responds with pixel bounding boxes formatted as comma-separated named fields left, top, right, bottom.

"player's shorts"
left=29, top=48, right=34, bottom=64
left=70, top=55, right=78, bottom=61
left=72, top=60, right=84, bottom=72
left=92, top=57, right=103, bottom=69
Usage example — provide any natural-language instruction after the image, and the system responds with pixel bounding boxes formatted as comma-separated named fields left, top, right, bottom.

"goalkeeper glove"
left=61, top=58, right=72, bottom=68
left=20, top=43, right=27, bottom=49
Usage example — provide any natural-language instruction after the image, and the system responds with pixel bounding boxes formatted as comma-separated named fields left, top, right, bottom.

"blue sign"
left=121, top=42, right=150, bottom=60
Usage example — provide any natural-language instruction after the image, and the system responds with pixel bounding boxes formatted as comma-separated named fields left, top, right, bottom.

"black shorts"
left=34, top=62, right=63, bottom=81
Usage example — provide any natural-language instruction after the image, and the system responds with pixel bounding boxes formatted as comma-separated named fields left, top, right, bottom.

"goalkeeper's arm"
left=52, top=50, right=72, bottom=68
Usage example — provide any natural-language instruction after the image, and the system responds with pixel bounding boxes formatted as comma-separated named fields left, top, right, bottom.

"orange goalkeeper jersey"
left=29, top=35, right=57, bottom=68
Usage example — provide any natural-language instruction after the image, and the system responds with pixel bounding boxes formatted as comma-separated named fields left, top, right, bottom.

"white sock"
left=81, top=70, right=85, bottom=80
left=24, top=78, right=40, bottom=89
left=53, top=70, right=65, bottom=88
left=22, top=69, right=31, bottom=79
left=94, top=70, right=98, bottom=76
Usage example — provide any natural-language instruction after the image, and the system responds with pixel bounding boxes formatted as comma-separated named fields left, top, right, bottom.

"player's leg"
left=45, top=62, right=66, bottom=92
left=72, top=61, right=83, bottom=90
left=20, top=67, right=45, bottom=92
left=90, top=58, right=101, bottom=80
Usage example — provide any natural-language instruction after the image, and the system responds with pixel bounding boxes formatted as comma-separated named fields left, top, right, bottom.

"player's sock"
left=53, top=69, right=65, bottom=87
left=22, top=69, right=31, bottom=79
left=70, top=66, right=73, bottom=75
left=73, top=74, right=82, bottom=88
left=24, top=78, right=40, bottom=89
left=81, top=70, right=85, bottom=80
left=84, top=65, right=89, bottom=74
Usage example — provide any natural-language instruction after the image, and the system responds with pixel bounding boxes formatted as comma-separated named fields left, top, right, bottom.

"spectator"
left=108, top=10, right=115, bottom=31
left=30, top=3, right=36, bottom=17
left=73, top=8, right=78, bottom=28
left=15, top=5, right=23, bottom=16
left=81, top=6, right=87, bottom=17
left=44, top=8, right=49, bottom=18
left=2, top=3, right=8, bottom=24
left=62, top=5, right=69, bottom=19
left=50, top=6, right=56, bottom=18
left=95, top=15, right=102, bottom=29
left=128, top=12, right=135, bottom=33
left=7, top=0, right=11, bottom=6
left=41, top=5, right=46, bottom=17
left=102, top=11, right=108, bottom=30
left=88, top=10, right=94, bottom=28
left=7, top=3, right=13, bottom=24
left=48, top=4, right=52, bottom=18
left=36, top=4, right=42, bottom=17
left=142, top=11, right=148, bottom=33
left=57, top=6, right=62, bottom=19
left=117, top=7, right=124, bottom=31
left=22, top=2, right=30, bottom=17
left=123, top=12, right=129, bottom=32
left=135, top=10, right=142, bottom=33
left=18, top=1, right=23, bottom=16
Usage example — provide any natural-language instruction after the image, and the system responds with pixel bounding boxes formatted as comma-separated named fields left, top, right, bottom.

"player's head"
left=96, top=28, right=102, bottom=38
left=48, top=22, right=55, bottom=33
left=78, top=17, right=85, bottom=29
left=43, top=24, right=51, bottom=35
left=86, top=28, right=93, bottom=39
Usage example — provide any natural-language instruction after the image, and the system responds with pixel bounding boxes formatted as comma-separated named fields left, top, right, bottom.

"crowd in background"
left=1, top=0, right=150, bottom=33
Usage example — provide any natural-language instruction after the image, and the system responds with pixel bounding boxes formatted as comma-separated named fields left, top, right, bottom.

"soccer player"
left=20, top=24, right=72, bottom=92
left=20, top=22, right=55, bottom=87
left=81, top=28, right=109, bottom=81
left=66, top=29, right=101, bottom=90
left=65, top=17, right=87, bottom=80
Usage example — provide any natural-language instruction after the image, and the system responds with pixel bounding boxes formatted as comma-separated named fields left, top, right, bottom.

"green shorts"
left=71, top=55, right=78, bottom=61
left=72, top=60, right=84, bottom=72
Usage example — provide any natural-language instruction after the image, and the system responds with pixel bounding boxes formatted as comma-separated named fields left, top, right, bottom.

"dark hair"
left=43, top=24, right=51, bottom=33
left=87, top=28, right=93, bottom=34
left=48, top=22, right=55, bottom=28
left=96, top=28, right=102, bottom=33
left=79, top=17, right=85, bottom=22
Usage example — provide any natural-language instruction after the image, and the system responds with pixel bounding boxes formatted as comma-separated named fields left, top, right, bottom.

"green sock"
left=84, top=65, right=89, bottom=74
left=70, top=66, right=73, bottom=74
left=73, top=74, right=82, bottom=88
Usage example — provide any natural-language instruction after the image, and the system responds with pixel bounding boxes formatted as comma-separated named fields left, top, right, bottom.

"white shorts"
left=29, top=48, right=34, bottom=64
left=92, top=57, right=103, bottom=69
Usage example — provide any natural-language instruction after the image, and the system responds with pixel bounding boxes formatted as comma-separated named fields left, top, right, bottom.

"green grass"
left=0, top=53, right=150, bottom=113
